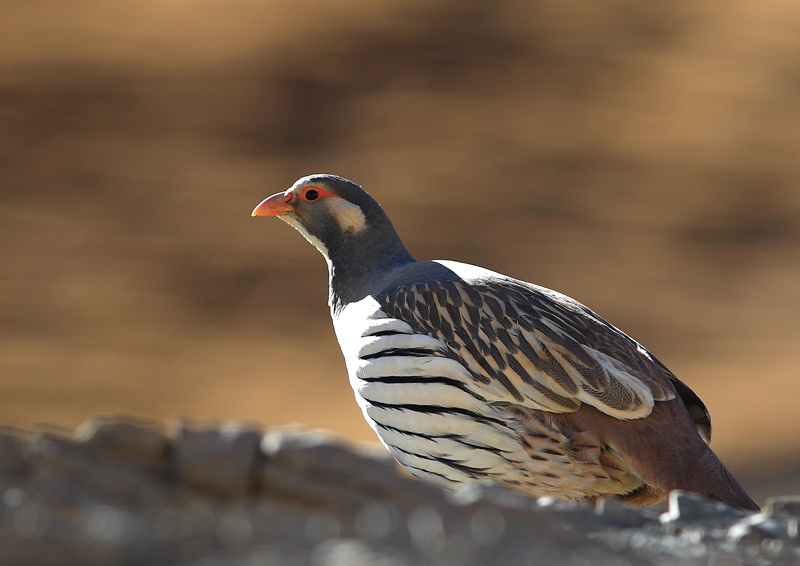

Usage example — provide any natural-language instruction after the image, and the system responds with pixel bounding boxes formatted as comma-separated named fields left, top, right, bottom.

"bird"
left=252, top=174, right=758, bottom=510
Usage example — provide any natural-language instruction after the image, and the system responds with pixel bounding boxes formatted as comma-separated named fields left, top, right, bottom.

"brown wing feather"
left=379, top=279, right=677, bottom=419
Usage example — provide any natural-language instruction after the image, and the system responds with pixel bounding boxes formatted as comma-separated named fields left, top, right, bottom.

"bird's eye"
left=303, top=188, right=320, bottom=201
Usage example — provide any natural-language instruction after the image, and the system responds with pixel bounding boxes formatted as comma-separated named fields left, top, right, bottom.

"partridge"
left=252, top=174, right=758, bottom=510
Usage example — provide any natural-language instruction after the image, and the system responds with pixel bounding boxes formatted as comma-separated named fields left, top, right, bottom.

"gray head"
left=252, top=174, right=415, bottom=305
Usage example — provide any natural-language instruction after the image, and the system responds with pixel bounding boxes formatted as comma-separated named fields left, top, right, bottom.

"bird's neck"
left=326, top=228, right=415, bottom=312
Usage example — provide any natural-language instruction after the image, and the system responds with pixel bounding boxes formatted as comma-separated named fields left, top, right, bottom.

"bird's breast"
left=333, top=296, right=480, bottom=413
left=332, top=297, right=531, bottom=487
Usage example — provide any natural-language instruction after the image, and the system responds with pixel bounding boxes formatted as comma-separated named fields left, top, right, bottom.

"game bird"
left=252, top=174, right=758, bottom=510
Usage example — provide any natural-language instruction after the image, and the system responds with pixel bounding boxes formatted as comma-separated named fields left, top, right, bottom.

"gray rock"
left=73, top=414, right=168, bottom=471
left=24, top=431, right=174, bottom=509
left=660, top=490, right=744, bottom=527
left=259, top=427, right=445, bottom=519
left=594, top=497, right=655, bottom=529
left=260, top=427, right=435, bottom=506
left=764, top=496, right=800, bottom=518
left=0, top=427, right=29, bottom=477
left=727, top=512, right=784, bottom=542
left=170, top=417, right=262, bottom=498
left=0, top=414, right=796, bottom=566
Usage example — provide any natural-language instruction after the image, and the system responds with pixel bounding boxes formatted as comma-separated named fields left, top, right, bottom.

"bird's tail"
left=676, top=447, right=759, bottom=510
left=568, top=400, right=760, bottom=511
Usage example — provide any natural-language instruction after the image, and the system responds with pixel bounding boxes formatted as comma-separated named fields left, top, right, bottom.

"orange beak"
left=251, top=191, right=293, bottom=217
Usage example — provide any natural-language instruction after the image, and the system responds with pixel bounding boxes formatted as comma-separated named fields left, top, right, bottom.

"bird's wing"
left=376, top=277, right=677, bottom=420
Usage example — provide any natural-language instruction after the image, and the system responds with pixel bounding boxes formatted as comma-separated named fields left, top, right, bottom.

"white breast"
left=331, top=296, right=529, bottom=487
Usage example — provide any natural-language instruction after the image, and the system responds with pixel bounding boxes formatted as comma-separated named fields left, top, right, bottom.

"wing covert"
left=378, top=278, right=676, bottom=420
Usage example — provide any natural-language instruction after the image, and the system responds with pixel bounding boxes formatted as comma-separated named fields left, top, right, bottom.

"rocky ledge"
left=0, top=415, right=797, bottom=566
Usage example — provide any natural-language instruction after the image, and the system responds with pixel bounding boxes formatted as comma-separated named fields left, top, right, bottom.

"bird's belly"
left=333, top=300, right=641, bottom=500
left=349, top=354, right=523, bottom=487
left=349, top=353, right=640, bottom=500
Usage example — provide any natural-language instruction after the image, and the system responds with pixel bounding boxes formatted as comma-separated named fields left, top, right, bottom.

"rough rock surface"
left=0, top=415, right=797, bottom=566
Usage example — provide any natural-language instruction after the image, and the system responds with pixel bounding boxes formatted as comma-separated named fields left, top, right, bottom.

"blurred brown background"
left=2, top=1, right=799, bottom=504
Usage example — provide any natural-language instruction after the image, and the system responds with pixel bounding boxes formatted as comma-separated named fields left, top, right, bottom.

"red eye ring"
left=300, top=185, right=340, bottom=202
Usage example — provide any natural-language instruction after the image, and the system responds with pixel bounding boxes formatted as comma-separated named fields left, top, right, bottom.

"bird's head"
left=252, top=175, right=415, bottom=302
left=252, top=174, right=377, bottom=258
